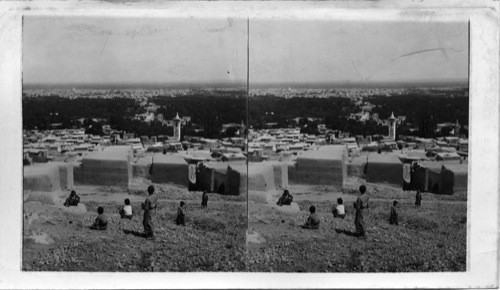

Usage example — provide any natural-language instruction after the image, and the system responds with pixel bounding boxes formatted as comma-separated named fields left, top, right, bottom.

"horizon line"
left=23, top=79, right=469, bottom=90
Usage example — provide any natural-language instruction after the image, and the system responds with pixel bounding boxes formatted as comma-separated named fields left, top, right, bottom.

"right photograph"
left=246, top=19, right=469, bottom=272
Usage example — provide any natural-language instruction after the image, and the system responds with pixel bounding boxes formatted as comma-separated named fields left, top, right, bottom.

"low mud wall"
left=74, top=146, right=133, bottom=187
left=53, top=162, right=74, bottom=190
left=347, top=156, right=367, bottom=178
left=420, top=162, right=468, bottom=195
left=226, top=164, right=247, bottom=195
left=24, top=164, right=61, bottom=192
left=366, top=154, right=403, bottom=187
left=268, top=162, right=288, bottom=190
left=133, top=156, right=153, bottom=179
left=248, top=163, right=276, bottom=193
left=289, top=146, right=347, bottom=186
left=150, top=154, right=188, bottom=187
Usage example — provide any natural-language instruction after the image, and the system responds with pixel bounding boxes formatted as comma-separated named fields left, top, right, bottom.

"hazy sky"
left=250, top=20, right=468, bottom=85
left=23, top=17, right=247, bottom=86
left=24, top=17, right=468, bottom=87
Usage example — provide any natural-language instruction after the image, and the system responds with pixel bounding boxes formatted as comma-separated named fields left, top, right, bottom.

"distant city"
left=23, top=85, right=468, bottom=166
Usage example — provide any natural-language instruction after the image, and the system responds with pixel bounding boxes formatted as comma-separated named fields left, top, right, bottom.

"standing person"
left=389, top=200, right=399, bottom=225
left=201, top=191, right=208, bottom=208
left=64, top=190, right=80, bottom=207
left=332, top=198, right=346, bottom=219
left=142, top=185, right=158, bottom=239
left=353, top=185, right=369, bottom=238
left=415, top=190, right=422, bottom=207
left=176, top=201, right=186, bottom=226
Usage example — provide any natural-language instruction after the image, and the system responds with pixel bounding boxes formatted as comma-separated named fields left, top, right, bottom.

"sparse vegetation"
left=247, top=183, right=466, bottom=272
left=23, top=184, right=247, bottom=272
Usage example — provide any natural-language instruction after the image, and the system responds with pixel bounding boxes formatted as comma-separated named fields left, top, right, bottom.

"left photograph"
left=22, top=16, right=248, bottom=271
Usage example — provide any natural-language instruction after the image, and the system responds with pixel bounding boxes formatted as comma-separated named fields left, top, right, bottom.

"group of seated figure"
left=62, top=187, right=192, bottom=234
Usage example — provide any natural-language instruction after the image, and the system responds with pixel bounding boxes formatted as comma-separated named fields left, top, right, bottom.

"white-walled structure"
left=388, top=112, right=397, bottom=141
left=173, top=112, right=182, bottom=141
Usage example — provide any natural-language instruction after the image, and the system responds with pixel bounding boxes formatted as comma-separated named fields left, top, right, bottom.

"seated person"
left=90, top=206, right=108, bottom=230
left=332, top=198, right=346, bottom=219
left=119, top=198, right=133, bottom=219
left=389, top=200, right=399, bottom=225
left=64, top=190, right=80, bottom=207
left=176, top=201, right=186, bottom=226
left=302, top=205, right=320, bottom=229
left=277, top=190, right=293, bottom=206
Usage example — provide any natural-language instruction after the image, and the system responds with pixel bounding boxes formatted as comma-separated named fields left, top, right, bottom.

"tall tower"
left=454, top=119, right=460, bottom=137
left=239, top=119, right=245, bottom=138
left=173, top=112, right=182, bottom=142
left=388, top=112, right=397, bottom=141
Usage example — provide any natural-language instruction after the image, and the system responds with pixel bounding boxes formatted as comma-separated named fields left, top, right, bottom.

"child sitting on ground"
left=64, top=190, right=80, bottom=207
left=332, top=197, right=346, bottom=219
left=302, top=205, right=320, bottom=229
left=277, top=190, right=293, bottom=206
left=176, top=201, right=186, bottom=226
left=389, top=200, right=399, bottom=225
left=90, top=206, right=108, bottom=230
left=119, top=198, right=133, bottom=219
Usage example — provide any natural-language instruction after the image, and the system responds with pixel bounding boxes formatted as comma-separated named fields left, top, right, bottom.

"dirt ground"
left=23, top=179, right=247, bottom=272
left=23, top=177, right=467, bottom=272
left=247, top=179, right=467, bottom=272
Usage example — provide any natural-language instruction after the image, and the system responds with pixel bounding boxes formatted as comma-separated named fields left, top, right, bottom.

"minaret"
left=388, top=112, right=397, bottom=141
left=454, top=119, right=460, bottom=137
left=173, top=113, right=182, bottom=142
left=239, top=119, right=245, bottom=138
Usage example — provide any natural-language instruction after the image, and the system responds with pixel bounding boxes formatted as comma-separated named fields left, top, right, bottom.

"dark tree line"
left=152, top=91, right=246, bottom=138
left=366, top=90, right=469, bottom=138
left=248, top=95, right=389, bottom=136
left=23, top=91, right=247, bottom=139
left=248, top=95, right=357, bottom=128
left=22, top=87, right=469, bottom=139
left=23, top=95, right=142, bottom=131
